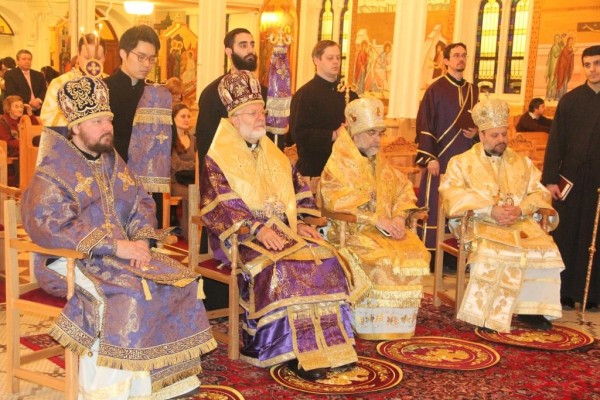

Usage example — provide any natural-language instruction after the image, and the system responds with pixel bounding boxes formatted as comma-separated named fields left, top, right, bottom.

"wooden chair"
left=188, top=183, right=244, bottom=360
left=432, top=194, right=472, bottom=317
left=18, top=115, right=42, bottom=191
left=162, top=192, right=183, bottom=229
left=321, top=207, right=428, bottom=247
left=4, top=199, right=85, bottom=399
left=518, top=131, right=548, bottom=171
left=0, top=183, right=21, bottom=276
left=380, top=136, right=421, bottom=186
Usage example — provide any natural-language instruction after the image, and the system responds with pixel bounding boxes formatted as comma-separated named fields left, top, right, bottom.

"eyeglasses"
left=129, top=50, right=158, bottom=64
left=450, top=53, right=468, bottom=59
left=233, top=109, right=268, bottom=118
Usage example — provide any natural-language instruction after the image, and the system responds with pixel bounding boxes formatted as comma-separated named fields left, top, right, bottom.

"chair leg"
left=64, top=350, right=79, bottom=400
left=6, top=305, right=20, bottom=393
left=455, top=250, right=468, bottom=317
left=228, top=273, right=240, bottom=360
left=433, top=249, right=444, bottom=307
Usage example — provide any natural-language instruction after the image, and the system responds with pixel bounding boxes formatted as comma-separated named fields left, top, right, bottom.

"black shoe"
left=332, top=362, right=357, bottom=372
left=561, top=297, right=575, bottom=310
left=516, top=314, right=552, bottom=330
left=287, top=359, right=328, bottom=380
left=480, top=326, right=498, bottom=334
left=240, top=348, right=259, bottom=359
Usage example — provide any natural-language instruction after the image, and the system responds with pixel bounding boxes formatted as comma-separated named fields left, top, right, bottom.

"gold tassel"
left=309, top=246, right=323, bottom=265
left=141, top=278, right=152, bottom=300
left=197, top=278, right=206, bottom=300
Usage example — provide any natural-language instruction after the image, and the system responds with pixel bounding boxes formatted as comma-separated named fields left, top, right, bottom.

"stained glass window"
left=339, top=0, right=352, bottom=80
left=474, top=0, right=502, bottom=92
left=504, top=0, right=529, bottom=93
left=318, top=0, right=334, bottom=41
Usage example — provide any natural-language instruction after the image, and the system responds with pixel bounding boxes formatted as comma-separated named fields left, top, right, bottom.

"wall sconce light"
left=124, top=1, right=154, bottom=15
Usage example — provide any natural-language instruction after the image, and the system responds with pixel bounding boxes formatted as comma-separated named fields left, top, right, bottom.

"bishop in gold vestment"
left=320, top=98, right=430, bottom=340
left=439, top=98, right=564, bottom=333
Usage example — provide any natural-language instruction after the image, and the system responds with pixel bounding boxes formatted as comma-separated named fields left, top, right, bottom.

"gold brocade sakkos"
left=319, top=128, right=430, bottom=340
left=439, top=143, right=564, bottom=332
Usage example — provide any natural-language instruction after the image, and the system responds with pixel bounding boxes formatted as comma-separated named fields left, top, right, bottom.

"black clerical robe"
left=542, top=83, right=600, bottom=305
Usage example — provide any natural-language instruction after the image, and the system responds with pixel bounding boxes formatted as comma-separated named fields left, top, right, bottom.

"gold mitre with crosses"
left=471, top=98, right=510, bottom=131
left=345, top=98, right=386, bottom=137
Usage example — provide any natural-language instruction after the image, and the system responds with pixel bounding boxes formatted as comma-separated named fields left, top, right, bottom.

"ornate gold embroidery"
left=75, top=172, right=94, bottom=197
left=155, top=130, right=169, bottom=144
left=117, top=171, right=135, bottom=192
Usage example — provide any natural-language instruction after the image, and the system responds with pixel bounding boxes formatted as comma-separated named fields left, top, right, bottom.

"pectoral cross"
left=337, top=78, right=357, bottom=105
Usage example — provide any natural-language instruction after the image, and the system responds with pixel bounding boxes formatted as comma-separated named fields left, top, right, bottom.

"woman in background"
left=0, top=95, right=40, bottom=186
left=170, top=103, right=196, bottom=237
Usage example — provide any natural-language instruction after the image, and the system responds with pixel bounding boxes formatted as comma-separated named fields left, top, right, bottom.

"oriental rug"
left=475, top=325, right=594, bottom=351
left=269, top=356, right=402, bottom=395
left=377, top=336, right=500, bottom=370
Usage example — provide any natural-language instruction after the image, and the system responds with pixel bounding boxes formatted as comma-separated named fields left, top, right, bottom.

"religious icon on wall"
left=160, top=23, right=198, bottom=108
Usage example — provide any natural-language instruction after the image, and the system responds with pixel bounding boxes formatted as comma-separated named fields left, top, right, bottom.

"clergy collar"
left=245, top=140, right=258, bottom=150
left=72, top=141, right=102, bottom=160
left=446, top=73, right=465, bottom=86
left=114, top=67, right=145, bottom=89
left=314, top=74, right=340, bottom=90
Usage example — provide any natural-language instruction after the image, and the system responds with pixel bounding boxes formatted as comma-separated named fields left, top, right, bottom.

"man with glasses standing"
left=415, top=42, right=479, bottom=268
left=105, top=25, right=173, bottom=224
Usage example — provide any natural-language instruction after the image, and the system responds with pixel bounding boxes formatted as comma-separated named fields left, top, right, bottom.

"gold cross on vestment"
left=118, top=171, right=135, bottom=192
left=75, top=172, right=93, bottom=197
left=155, top=131, right=169, bottom=144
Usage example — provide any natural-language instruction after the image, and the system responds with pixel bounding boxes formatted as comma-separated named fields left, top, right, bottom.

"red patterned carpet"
left=195, top=295, right=600, bottom=400
left=16, top=295, right=600, bottom=399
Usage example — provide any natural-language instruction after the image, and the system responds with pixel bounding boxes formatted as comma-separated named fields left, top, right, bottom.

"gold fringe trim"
left=151, top=366, right=202, bottom=393
left=137, top=177, right=170, bottom=193
left=97, top=338, right=218, bottom=372
left=267, top=127, right=287, bottom=135
left=133, top=108, right=172, bottom=126
left=49, top=324, right=93, bottom=357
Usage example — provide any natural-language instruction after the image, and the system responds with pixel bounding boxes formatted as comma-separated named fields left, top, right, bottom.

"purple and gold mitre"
left=57, top=76, right=113, bottom=129
left=472, top=98, right=509, bottom=131
left=218, top=70, right=264, bottom=116
left=345, top=98, right=386, bottom=137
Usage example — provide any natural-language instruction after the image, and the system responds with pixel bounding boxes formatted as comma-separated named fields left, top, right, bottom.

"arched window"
left=474, top=0, right=502, bottom=92
left=339, top=0, right=352, bottom=80
left=318, top=0, right=334, bottom=41
left=503, top=0, right=529, bottom=93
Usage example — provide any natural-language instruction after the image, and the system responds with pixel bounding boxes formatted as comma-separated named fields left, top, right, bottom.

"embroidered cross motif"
left=75, top=172, right=93, bottom=197
left=155, top=131, right=169, bottom=144
left=118, top=171, right=135, bottom=192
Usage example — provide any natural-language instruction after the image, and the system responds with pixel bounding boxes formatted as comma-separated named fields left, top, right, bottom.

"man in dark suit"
left=4, top=50, right=46, bottom=116
left=516, top=97, right=553, bottom=133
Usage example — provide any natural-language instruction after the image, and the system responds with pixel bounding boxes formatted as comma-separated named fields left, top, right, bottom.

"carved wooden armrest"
left=406, top=207, right=429, bottom=231
left=302, top=216, right=328, bottom=227
left=191, top=215, right=250, bottom=236
left=12, top=239, right=87, bottom=299
left=320, top=209, right=357, bottom=223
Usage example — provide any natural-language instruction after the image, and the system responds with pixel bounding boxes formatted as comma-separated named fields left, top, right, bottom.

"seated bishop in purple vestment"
left=200, top=70, right=358, bottom=379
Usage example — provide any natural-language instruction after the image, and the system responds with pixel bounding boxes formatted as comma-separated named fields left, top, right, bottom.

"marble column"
left=196, top=0, right=227, bottom=101
left=387, top=0, right=427, bottom=120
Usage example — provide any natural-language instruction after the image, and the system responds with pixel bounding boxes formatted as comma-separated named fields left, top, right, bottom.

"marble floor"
left=1, top=273, right=598, bottom=399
